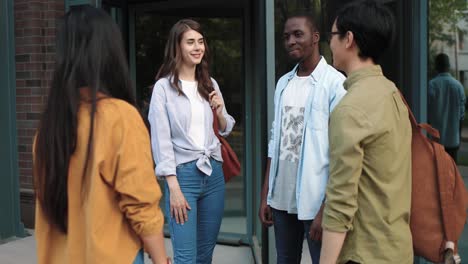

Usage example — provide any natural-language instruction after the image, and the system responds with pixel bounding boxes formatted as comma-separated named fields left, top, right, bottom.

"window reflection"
left=428, top=0, right=468, bottom=166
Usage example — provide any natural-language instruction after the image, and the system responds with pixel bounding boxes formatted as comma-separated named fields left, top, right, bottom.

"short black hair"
left=335, top=0, right=395, bottom=63
left=286, top=10, right=321, bottom=33
left=435, top=53, right=450, bottom=73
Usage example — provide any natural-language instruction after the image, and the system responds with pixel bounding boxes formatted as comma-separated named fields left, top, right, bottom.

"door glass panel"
left=134, top=13, right=246, bottom=235
left=427, top=1, right=468, bottom=262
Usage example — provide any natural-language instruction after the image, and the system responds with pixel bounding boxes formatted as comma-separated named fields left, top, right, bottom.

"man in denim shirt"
left=428, top=53, right=466, bottom=162
left=258, top=11, right=346, bottom=264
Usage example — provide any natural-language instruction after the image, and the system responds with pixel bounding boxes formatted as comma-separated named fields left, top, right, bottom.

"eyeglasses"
left=326, top=31, right=342, bottom=42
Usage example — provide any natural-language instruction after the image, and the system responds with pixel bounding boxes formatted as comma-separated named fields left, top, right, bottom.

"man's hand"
left=259, top=158, right=273, bottom=227
left=309, top=206, right=324, bottom=241
left=259, top=199, right=274, bottom=226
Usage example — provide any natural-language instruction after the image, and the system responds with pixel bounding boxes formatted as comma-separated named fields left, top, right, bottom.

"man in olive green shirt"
left=320, top=1, right=413, bottom=263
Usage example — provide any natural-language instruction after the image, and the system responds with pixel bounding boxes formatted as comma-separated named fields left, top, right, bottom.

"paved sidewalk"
left=0, top=233, right=254, bottom=264
left=456, top=166, right=468, bottom=262
left=3, top=168, right=468, bottom=264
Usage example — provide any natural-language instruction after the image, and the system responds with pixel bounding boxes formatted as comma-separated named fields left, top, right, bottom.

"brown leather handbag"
left=212, top=108, right=241, bottom=182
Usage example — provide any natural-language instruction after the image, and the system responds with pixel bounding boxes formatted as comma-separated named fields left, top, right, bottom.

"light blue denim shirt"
left=428, top=73, right=466, bottom=147
left=148, top=76, right=235, bottom=177
left=267, top=57, right=346, bottom=220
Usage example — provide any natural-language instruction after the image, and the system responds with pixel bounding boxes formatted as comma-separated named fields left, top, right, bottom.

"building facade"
left=1, top=0, right=434, bottom=263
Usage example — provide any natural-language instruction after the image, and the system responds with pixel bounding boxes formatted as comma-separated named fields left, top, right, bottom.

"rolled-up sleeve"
left=212, top=79, right=236, bottom=137
left=268, top=86, right=282, bottom=159
left=113, top=105, right=164, bottom=236
left=148, top=82, right=177, bottom=177
left=323, top=106, right=372, bottom=232
left=267, top=119, right=276, bottom=158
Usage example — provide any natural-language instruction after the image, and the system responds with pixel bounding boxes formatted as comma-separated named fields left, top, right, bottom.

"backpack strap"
left=433, top=140, right=457, bottom=246
left=419, top=123, right=440, bottom=141
left=397, top=91, right=440, bottom=140
left=397, top=91, right=419, bottom=130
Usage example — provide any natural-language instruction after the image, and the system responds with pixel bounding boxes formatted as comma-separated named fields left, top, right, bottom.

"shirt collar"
left=287, top=56, right=328, bottom=82
left=343, top=65, right=383, bottom=90
left=437, top=72, right=451, bottom=77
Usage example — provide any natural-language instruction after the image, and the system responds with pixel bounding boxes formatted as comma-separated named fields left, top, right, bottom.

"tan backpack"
left=401, top=93, right=468, bottom=263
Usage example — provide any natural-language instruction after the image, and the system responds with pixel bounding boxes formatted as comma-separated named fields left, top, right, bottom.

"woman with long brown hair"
left=33, top=5, right=170, bottom=264
left=149, top=19, right=235, bottom=264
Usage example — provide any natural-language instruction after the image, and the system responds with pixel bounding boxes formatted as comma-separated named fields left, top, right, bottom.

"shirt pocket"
left=307, top=87, right=329, bottom=130
left=307, top=109, right=328, bottom=130
left=307, top=97, right=329, bottom=130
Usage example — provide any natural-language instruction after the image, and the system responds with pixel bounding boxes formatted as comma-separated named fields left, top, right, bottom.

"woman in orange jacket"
left=33, top=5, right=170, bottom=264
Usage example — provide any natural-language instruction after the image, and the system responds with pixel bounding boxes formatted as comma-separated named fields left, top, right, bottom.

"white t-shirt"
left=181, top=80, right=205, bottom=148
left=270, top=73, right=313, bottom=214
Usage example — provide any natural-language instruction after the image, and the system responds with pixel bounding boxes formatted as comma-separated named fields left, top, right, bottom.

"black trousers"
left=445, top=146, right=459, bottom=162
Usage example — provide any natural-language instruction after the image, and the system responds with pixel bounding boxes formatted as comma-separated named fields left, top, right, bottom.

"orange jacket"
left=35, top=94, right=164, bottom=264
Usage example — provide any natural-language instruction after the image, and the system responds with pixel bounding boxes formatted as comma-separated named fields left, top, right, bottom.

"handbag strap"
left=212, top=107, right=221, bottom=139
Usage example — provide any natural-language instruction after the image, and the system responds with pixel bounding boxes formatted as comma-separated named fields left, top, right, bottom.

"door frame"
left=0, top=0, right=26, bottom=240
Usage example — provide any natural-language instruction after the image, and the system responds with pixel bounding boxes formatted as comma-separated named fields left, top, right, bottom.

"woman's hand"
left=141, top=233, right=169, bottom=264
left=166, top=176, right=191, bottom=224
left=154, top=257, right=172, bottom=264
left=209, top=91, right=224, bottom=116
left=209, top=91, right=227, bottom=131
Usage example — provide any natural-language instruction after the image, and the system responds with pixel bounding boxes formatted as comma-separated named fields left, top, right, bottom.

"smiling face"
left=179, top=29, right=205, bottom=67
left=283, top=17, right=317, bottom=62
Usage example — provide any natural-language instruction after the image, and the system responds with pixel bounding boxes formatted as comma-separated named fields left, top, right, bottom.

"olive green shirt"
left=323, top=66, right=413, bottom=264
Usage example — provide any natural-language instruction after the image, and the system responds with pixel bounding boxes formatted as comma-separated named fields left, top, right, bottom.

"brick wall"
left=14, top=0, right=64, bottom=192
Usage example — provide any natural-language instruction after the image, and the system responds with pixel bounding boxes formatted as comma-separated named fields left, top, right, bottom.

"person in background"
left=258, top=11, right=346, bottom=264
left=321, top=1, right=413, bottom=263
left=33, top=5, right=169, bottom=264
left=148, top=19, right=235, bottom=264
left=428, top=53, right=466, bottom=162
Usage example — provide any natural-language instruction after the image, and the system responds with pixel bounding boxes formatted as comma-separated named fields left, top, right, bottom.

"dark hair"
left=335, top=0, right=395, bottom=63
left=155, top=19, right=213, bottom=100
left=435, top=53, right=450, bottom=73
left=33, top=5, right=137, bottom=233
left=286, top=10, right=321, bottom=34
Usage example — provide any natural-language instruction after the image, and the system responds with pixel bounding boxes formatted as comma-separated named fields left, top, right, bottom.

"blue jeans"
left=165, top=159, right=225, bottom=264
left=132, top=249, right=144, bottom=264
left=272, top=208, right=322, bottom=264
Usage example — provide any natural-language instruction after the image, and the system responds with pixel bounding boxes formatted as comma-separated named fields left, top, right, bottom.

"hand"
left=259, top=199, right=274, bottom=227
left=152, top=257, right=172, bottom=264
left=209, top=91, right=224, bottom=116
left=309, top=207, right=324, bottom=241
left=168, top=185, right=191, bottom=225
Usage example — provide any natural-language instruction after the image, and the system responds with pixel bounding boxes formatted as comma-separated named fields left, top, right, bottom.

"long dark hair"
left=155, top=19, right=214, bottom=100
left=33, top=5, right=136, bottom=233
